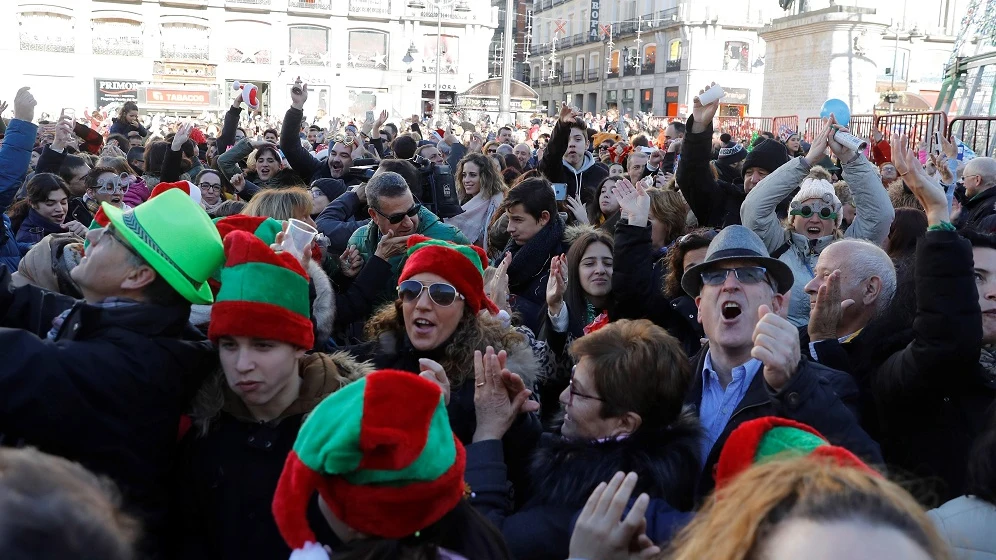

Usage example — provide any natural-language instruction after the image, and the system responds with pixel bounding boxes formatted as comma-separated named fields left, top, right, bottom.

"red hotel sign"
left=145, top=88, right=210, bottom=106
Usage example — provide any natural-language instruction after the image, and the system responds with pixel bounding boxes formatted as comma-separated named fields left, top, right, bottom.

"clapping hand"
left=612, top=178, right=650, bottom=227
left=807, top=270, right=854, bottom=342
left=891, top=133, right=949, bottom=225
left=472, top=346, right=539, bottom=442
left=545, top=254, right=568, bottom=315
left=484, top=252, right=512, bottom=313
left=565, top=192, right=588, bottom=224
left=569, top=472, right=661, bottom=560
left=418, top=359, right=450, bottom=405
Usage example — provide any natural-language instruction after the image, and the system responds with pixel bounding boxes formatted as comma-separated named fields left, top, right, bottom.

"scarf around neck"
left=502, top=215, right=565, bottom=288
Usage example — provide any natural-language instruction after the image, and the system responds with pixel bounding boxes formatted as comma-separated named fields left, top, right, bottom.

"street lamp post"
left=408, top=0, right=471, bottom=125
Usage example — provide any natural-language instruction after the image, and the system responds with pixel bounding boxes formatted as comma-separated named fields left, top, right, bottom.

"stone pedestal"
left=759, top=5, right=890, bottom=121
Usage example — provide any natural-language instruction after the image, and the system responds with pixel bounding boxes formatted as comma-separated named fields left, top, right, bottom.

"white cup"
left=697, top=85, right=726, bottom=106
left=281, top=218, right=317, bottom=258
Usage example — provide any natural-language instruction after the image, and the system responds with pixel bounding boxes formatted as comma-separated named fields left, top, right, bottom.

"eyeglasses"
left=598, top=145, right=611, bottom=151
left=700, top=266, right=770, bottom=287
left=374, top=203, right=421, bottom=225
left=962, top=174, right=980, bottom=182
left=568, top=366, right=605, bottom=406
left=398, top=280, right=465, bottom=306
left=678, top=229, right=719, bottom=247
left=487, top=148, right=498, bottom=154
left=790, top=204, right=837, bottom=221
left=99, top=226, right=143, bottom=261
left=198, top=182, right=222, bottom=192
left=95, top=172, right=132, bottom=195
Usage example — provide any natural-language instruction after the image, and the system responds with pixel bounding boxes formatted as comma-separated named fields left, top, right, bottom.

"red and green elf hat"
left=398, top=235, right=499, bottom=315
left=272, top=370, right=466, bottom=553
left=714, top=416, right=878, bottom=490
left=208, top=230, right=314, bottom=349
left=208, top=215, right=284, bottom=297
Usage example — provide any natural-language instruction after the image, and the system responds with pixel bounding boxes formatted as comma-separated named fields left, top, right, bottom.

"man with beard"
left=676, top=83, right=790, bottom=228
left=280, top=81, right=364, bottom=187
left=538, top=102, right=608, bottom=204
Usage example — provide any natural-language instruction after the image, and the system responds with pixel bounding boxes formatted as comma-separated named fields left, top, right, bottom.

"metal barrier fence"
left=948, top=116, right=996, bottom=158
left=876, top=111, right=948, bottom=152
left=772, top=116, right=800, bottom=138
left=804, top=114, right=875, bottom=143
left=714, top=116, right=774, bottom=142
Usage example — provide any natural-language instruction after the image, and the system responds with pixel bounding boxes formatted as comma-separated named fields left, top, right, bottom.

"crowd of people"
left=1, top=76, right=995, bottom=560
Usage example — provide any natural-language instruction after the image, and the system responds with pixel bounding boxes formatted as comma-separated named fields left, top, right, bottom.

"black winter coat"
left=612, top=222, right=704, bottom=356
left=279, top=107, right=364, bottom=188
left=499, top=217, right=569, bottom=335
left=465, top=412, right=702, bottom=560
left=686, top=345, right=884, bottom=498
left=0, top=267, right=216, bottom=557
left=955, top=186, right=996, bottom=230
left=845, top=231, right=996, bottom=504
left=676, top=117, right=745, bottom=228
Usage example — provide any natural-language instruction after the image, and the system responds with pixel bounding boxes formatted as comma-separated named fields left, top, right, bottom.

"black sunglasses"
left=700, top=266, right=770, bottom=287
left=398, top=280, right=464, bottom=306
left=374, top=203, right=421, bottom=225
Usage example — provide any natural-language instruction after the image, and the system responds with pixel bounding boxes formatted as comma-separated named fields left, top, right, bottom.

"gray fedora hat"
left=681, top=225, right=795, bottom=297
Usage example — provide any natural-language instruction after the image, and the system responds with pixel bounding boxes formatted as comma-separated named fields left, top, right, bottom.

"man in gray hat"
left=678, top=221, right=882, bottom=496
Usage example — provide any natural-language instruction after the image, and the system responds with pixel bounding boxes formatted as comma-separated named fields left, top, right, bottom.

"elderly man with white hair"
left=954, top=155, right=996, bottom=229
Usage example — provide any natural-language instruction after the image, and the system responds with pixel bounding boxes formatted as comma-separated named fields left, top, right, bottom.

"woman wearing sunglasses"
left=741, top=118, right=894, bottom=327
left=351, top=236, right=549, bottom=480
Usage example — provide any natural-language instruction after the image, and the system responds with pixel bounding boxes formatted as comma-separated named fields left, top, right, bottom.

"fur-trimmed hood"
left=191, top=351, right=372, bottom=434
left=528, top=408, right=702, bottom=512
left=564, top=223, right=598, bottom=246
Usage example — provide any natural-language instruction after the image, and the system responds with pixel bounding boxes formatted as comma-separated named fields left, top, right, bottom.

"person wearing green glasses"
left=742, top=117, right=894, bottom=328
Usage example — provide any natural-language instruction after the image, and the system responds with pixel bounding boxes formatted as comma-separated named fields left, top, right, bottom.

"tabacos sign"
left=145, top=87, right=210, bottom=106
left=94, top=79, right=140, bottom=107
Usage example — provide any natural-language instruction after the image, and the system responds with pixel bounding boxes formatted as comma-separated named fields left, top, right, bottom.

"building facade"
left=528, top=0, right=784, bottom=117
left=5, top=0, right=498, bottom=120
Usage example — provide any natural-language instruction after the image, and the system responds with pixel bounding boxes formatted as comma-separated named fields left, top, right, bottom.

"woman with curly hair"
left=447, top=152, right=507, bottom=253
left=349, top=236, right=550, bottom=472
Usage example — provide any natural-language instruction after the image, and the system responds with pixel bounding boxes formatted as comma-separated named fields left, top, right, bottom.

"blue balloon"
left=820, top=99, right=851, bottom=127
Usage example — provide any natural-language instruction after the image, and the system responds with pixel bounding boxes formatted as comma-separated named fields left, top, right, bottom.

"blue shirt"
left=698, top=351, right=762, bottom=463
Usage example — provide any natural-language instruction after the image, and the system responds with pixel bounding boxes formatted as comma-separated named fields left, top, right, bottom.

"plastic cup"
left=832, top=130, right=868, bottom=152
left=697, top=85, right=725, bottom=106
left=281, top=218, right=317, bottom=258
left=61, top=108, right=75, bottom=122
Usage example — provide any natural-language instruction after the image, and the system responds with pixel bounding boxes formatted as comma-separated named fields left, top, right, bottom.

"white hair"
left=828, top=239, right=896, bottom=313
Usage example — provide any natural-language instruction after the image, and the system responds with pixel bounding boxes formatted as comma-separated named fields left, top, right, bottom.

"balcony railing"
left=93, top=37, right=143, bottom=57
left=607, top=69, right=619, bottom=79
left=574, top=70, right=583, bottom=81
left=623, top=64, right=637, bottom=77
left=160, top=44, right=209, bottom=61
left=571, top=33, right=584, bottom=46
left=588, top=69, right=599, bottom=81
left=641, top=62, right=655, bottom=74
left=562, top=73, right=572, bottom=84
left=289, top=0, right=331, bottom=10
left=551, top=75, right=560, bottom=84
left=350, top=0, right=391, bottom=15
left=665, top=59, right=681, bottom=73
left=420, top=6, right=474, bottom=20
left=656, top=8, right=679, bottom=26
left=541, top=0, right=552, bottom=10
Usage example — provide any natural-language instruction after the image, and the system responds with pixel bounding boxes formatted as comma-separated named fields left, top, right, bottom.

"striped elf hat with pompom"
left=272, top=370, right=466, bottom=558
left=714, top=417, right=878, bottom=489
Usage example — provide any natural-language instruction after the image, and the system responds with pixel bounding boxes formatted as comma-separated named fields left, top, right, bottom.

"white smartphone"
left=552, top=182, right=568, bottom=201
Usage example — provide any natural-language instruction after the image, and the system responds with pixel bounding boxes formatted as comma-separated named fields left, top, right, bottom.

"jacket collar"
left=563, top=151, right=597, bottom=175
left=687, top=343, right=771, bottom=415
left=56, top=300, right=195, bottom=342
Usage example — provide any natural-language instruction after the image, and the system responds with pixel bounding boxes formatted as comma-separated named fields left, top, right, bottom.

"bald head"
left=806, top=239, right=897, bottom=334
left=513, top=143, right=532, bottom=169
left=964, top=157, right=996, bottom=198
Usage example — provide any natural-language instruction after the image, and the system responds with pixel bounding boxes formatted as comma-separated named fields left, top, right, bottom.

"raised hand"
left=807, top=270, right=855, bottom=342
left=891, top=133, right=949, bottom=225
left=569, top=472, right=661, bottom=560
left=751, top=304, right=801, bottom=391
left=13, top=87, right=36, bottom=123
left=338, top=245, right=363, bottom=278
left=939, top=133, right=958, bottom=160
left=374, top=230, right=410, bottom=260
left=565, top=193, right=589, bottom=224
left=51, top=117, right=75, bottom=152
left=558, top=101, right=579, bottom=125
left=171, top=121, right=193, bottom=152
left=825, top=118, right=857, bottom=163
left=0, top=101, right=8, bottom=116
left=375, top=109, right=389, bottom=127
left=230, top=173, right=246, bottom=193
left=691, top=82, right=720, bottom=133
left=290, top=78, right=308, bottom=110
left=805, top=115, right=835, bottom=166
left=545, top=254, right=568, bottom=313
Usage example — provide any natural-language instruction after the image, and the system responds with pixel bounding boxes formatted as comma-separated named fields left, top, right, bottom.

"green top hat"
left=101, top=189, right=225, bottom=304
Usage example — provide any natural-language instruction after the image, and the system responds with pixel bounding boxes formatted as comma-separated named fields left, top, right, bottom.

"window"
left=564, top=59, right=573, bottom=80
left=723, top=41, right=750, bottom=72
left=576, top=55, right=585, bottom=79
left=609, top=50, right=620, bottom=77
left=19, top=12, right=75, bottom=53
left=290, top=25, right=330, bottom=66
left=226, top=21, right=271, bottom=64
left=420, top=34, right=456, bottom=73
left=666, top=39, right=681, bottom=72
left=642, top=43, right=656, bottom=73
left=92, top=19, right=142, bottom=56
left=161, top=23, right=210, bottom=60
